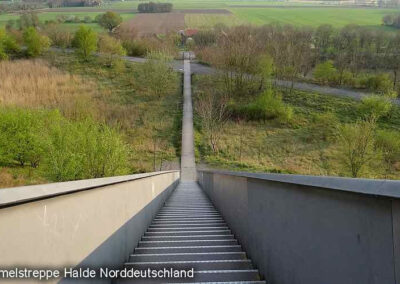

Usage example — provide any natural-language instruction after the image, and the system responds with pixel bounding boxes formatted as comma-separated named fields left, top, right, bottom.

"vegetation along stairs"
left=117, top=54, right=265, bottom=283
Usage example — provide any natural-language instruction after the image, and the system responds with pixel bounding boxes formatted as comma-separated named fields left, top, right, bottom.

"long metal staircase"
left=117, top=55, right=265, bottom=283
left=121, top=181, right=265, bottom=283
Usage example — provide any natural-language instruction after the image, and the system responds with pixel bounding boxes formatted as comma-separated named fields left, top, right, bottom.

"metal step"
left=138, top=239, right=238, bottom=247
left=122, top=181, right=264, bottom=283
left=125, top=260, right=253, bottom=270
left=134, top=245, right=243, bottom=254
left=142, top=235, right=235, bottom=241
left=149, top=224, right=228, bottom=228
left=145, top=230, right=232, bottom=237
left=147, top=227, right=230, bottom=232
left=129, top=252, right=247, bottom=262
left=165, top=281, right=267, bottom=284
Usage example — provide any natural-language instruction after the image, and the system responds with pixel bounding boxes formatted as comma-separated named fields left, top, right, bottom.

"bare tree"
left=195, top=76, right=230, bottom=153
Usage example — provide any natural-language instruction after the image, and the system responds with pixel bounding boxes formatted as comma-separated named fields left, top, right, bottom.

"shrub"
left=0, top=108, right=48, bottom=167
left=45, top=117, right=130, bottom=181
left=362, top=73, right=393, bottom=95
left=314, top=60, right=337, bottom=85
left=137, top=51, right=178, bottom=97
left=230, top=90, right=293, bottom=123
left=358, top=95, right=392, bottom=119
left=0, top=107, right=130, bottom=181
left=192, top=30, right=217, bottom=48
left=383, top=14, right=395, bottom=26
left=18, top=12, right=40, bottom=29
left=0, top=28, right=20, bottom=59
left=23, top=27, right=51, bottom=57
left=122, top=39, right=148, bottom=56
left=309, top=112, right=339, bottom=142
left=56, top=15, right=67, bottom=23
left=72, top=26, right=98, bottom=60
left=83, top=16, right=92, bottom=23
left=44, top=25, right=73, bottom=48
left=375, top=129, right=400, bottom=175
left=98, top=34, right=126, bottom=67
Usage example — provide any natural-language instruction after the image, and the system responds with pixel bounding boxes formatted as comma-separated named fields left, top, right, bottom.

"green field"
left=231, top=7, right=400, bottom=28
left=102, top=0, right=314, bottom=9
left=185, top=14, right=247, bottom=28
left=0, top=11, right=135, bottom=31
left=1, top=1, right=400, bottom=31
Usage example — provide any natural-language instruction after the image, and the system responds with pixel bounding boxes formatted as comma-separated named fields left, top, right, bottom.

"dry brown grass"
left=0, top=60, right=97, bottom=118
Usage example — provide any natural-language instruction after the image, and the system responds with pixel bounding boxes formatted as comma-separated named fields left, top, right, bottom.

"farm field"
left=1, top=1, right=399, bottom=32
left=231, top=7, right=400, bottom=28
left=185, top=14, right=247, bottom=28
left=0, top=11, right=136, bottom=31
left=122, top=12, right=185, bottom=35
left=101, top=0, right=314, bottom=10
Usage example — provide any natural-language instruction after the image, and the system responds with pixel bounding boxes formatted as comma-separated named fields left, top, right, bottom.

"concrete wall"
left=0, top=171, right=179, bottom=279
left=198, top=170, right=400, bottom=284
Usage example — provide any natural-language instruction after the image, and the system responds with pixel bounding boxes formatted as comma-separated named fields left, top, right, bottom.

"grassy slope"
left=47, top=52, right=182, bottom=172
left=0, top=52, right=181, bottom=188
left=193, top=74, right=400, bottom=179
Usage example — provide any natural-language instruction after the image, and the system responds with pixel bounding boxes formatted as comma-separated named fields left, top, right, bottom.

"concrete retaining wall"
left=198, top=170, right=400, bottom=284
left=0, top=171, right=179, bottom=279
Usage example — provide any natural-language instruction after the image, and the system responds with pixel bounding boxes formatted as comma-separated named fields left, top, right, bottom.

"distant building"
left=179, top=28, right=198, bottom=45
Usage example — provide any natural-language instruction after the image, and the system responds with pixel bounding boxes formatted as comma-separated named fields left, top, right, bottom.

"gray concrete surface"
left=0, top=171, right=179, bottom=279
left=198, top=170, right=400, bottom=284
left=0, top=171, right=178, bottom=207
left=180, top=56, right=197, bottom=181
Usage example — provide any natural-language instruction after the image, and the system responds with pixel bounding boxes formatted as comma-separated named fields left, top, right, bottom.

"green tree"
left=23, top=27, right=51, bottom=57
left=314, top=60, right=337, bottom=85
left=337, top=118, right=377, bottom=178
left=96, top=11, right=122, bottom=32
left=72, top=26, right=98, bottom=60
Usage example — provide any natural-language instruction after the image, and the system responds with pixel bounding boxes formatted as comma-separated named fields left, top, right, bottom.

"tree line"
left=194, top=24, right=400, bottom=96
left=137, top=2, right=173, bottom=13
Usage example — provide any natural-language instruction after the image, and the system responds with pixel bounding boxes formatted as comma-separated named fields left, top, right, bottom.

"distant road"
left=57, top=49, right=399, bottom=105
left=177, top=58, right=400, bottom=106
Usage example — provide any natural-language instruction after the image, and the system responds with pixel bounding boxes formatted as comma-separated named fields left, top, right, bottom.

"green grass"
left=185, top=14, right=247, bottom=28
left=193, top=74, right=400, bottom=179
left=231, top=7, right=400, bottom=29
left=0, top=13, right=19, bottom=28
left=0, top=11, right=135, bottom=31
left=101, top=0, right=280, bottom=10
